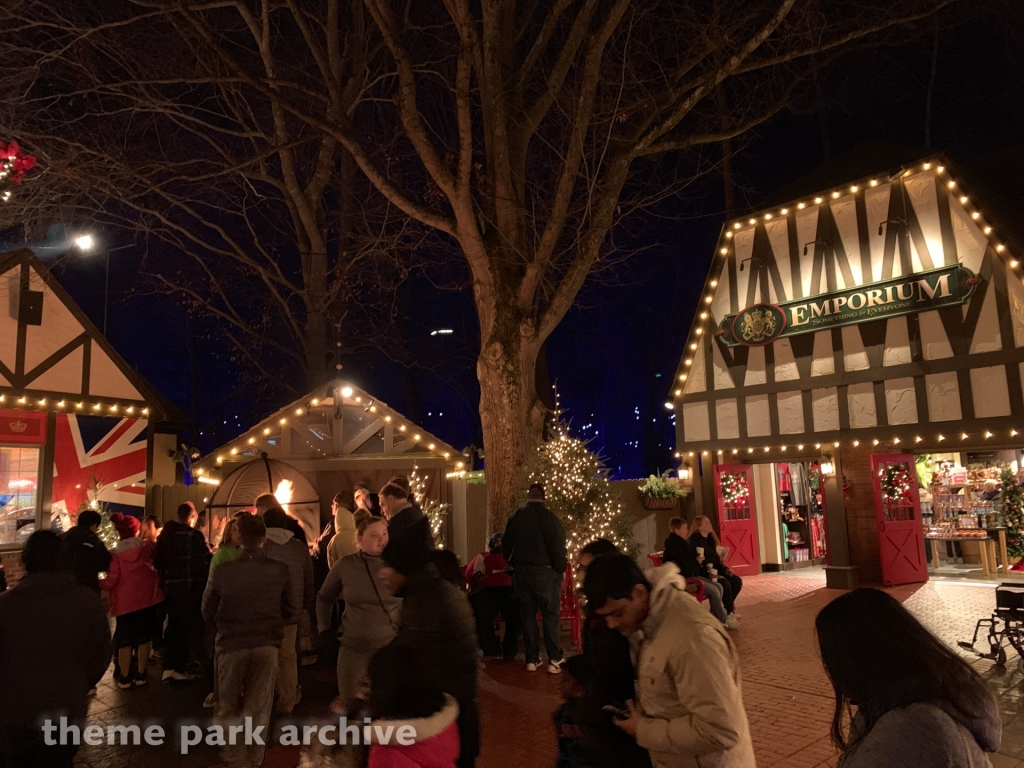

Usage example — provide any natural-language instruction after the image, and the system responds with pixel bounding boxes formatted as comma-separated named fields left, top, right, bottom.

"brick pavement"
left=70, top=570, right=1024, bottom=767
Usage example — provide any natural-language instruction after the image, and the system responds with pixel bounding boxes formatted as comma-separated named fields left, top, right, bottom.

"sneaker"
left=203, top=692, right=216, bottom=709
left=133, top=670, right=148, bottom=687
left=725, top=614, right=740, bottom=630
left=161, top=669, right=195, bottom=682
left=547, top=659, right=564, bottom=675
left=525, top=662, right=539, bottom=672
left=117, top=673, right=132, bottom=690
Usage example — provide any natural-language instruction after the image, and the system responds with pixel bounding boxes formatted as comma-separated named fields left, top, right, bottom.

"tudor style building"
left=0, top=248, right=182, bottom=579
left=673, top=154, right=1024, bottom=588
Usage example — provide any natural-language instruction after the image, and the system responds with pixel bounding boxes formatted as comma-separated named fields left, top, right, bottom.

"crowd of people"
left=0, top=477, right=1005, bottom=768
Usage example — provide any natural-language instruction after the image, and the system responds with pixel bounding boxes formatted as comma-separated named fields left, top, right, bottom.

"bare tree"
left=0, top=0, right=977, bottom=527
left=0, top=1, right=418, bottom=394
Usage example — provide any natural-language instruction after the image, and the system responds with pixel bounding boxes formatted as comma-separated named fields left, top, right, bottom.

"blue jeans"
left=514, top=566, right=563, bottom=664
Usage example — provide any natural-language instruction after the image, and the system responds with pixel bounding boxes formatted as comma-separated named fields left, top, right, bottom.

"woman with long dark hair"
left=816, top=588, right=1000, bottom=766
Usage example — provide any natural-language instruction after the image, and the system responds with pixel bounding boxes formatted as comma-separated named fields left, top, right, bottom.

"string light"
left=870, top=179, right=878, bottom=186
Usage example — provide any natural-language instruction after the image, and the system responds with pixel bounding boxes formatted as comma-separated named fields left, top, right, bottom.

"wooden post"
left=823, top=446, right=858, bottom=590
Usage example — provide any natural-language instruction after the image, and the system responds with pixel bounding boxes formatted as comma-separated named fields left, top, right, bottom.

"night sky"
left=34, top=6, right=1024, bottom=480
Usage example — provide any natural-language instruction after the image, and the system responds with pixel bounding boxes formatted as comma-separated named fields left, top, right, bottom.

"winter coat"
left=100, top=538, right=164, bottom=617
left=687, top=532, right=726, bottom=574
left=393, top=563, right=480, bottom=765
left=62, top=525, right=112, bottom=591
left=837, top=700, right=1000, bottom=768
left=389, top=503, right=434, bottom=551
left=153, top=519, right=211, bottom=592
left=502, top=501, right=567, bottom=574
left=465, top=551, right=512, bottom=591
left=662, top=533, right=701, bottom=579
left=202, top=547, right=296, bottom=652
left=328, top=506, right=358, bottom=569
left=265, top=527, right=314, bottom=625
left=631, top=563, right=755, bottom=768
left=317, top=550, right=400, bottom=651
left=0, top=572, right=111, bottom=741
left=367, top=694, right=461, bottom=768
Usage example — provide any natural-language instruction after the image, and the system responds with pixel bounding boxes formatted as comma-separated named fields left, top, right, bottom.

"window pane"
left=0, top=446, right=41, bottom=547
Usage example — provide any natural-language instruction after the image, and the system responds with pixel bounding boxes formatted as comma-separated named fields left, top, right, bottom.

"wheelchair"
left=958, top=583, right=1024, bottom=666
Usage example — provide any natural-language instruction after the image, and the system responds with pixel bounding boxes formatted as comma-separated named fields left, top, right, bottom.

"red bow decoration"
left=1, top=141, right=37, bottom=186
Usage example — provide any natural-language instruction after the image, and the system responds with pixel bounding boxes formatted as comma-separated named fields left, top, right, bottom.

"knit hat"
left=381, top=517, right=433, bottom=576
left=110, top=512, right=140, bottom=539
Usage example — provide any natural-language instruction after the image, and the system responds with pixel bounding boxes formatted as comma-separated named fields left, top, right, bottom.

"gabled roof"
left=670, top=151, right=1023, bottom=451
left=0, top=248, right=166, bottom=419
left=194, top=378, right=465, bottom=471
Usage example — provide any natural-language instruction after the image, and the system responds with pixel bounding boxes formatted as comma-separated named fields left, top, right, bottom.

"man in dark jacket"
left=153, top=501, right=211, bottom=681
left=262, top=507, right=313, bottom=715
left=255, top=493, right=307, bottom=544
left=380, top=482, right=434, bottom=550
left=0, top=531, right=111, bottom=768
left=379, top=517, right=479, bottom=768
left=62, top=509, right=111, bottom=592
left=203, top=513, right=295, bottom=767
left=663, top=518, right=731, bottom=628
left=503, top=483, right=567, bottom=673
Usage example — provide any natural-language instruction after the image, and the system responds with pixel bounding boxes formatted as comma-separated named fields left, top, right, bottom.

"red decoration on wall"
left=0, top=409, right=46, bottom=444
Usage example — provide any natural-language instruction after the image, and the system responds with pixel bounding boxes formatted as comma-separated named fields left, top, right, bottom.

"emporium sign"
left=718, top=265, right=978, bottom=347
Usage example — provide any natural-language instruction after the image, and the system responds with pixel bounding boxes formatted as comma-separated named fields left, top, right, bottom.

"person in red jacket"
left=100, top=513, right=165, bottom=688
left=365, top=642, right=460, bottom=768
left=465, top=532, right=521, bottom=661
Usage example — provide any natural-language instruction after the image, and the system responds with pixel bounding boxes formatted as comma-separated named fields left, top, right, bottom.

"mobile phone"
left=602, top=704, right=629, bottom=720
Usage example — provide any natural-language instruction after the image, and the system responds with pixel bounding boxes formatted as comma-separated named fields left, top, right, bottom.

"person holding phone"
left=583, top=554, right=754, bottom=768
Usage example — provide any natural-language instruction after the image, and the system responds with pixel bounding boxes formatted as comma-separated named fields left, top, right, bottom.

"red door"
left=713, top=464, right=761, bottom=576
left=871, top=454, right=928, bottom=586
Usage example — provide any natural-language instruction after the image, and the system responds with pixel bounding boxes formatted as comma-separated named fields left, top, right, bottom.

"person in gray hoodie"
left=262, top=507, right=313, bottom=716
left=317, top=511, right=400, bottom=713
left=816, top=588, right=1000, bottom=768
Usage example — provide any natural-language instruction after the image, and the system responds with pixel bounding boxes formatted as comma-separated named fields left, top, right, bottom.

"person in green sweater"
left=210, top=515, right=244, bottom=571
left=203, top=514, right=244, bottom=709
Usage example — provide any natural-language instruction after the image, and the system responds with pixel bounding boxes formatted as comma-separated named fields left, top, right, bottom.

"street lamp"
left=74, top=236, right=132, bottom=336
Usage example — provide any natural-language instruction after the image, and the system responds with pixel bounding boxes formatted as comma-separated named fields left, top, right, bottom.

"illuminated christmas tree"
left=1000, top=470, right=1024, bottom=558
left=409, top=465, right=450, bottom=549
left=528, top=416, right=637, bottom=571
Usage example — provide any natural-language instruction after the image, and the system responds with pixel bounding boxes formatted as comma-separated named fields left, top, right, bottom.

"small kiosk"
left=193, top=380, right=467, bottom=546
left=672, top=154, right=1024, bottom=587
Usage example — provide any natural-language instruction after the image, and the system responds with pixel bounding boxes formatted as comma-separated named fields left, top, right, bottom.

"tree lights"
left=528, top=417, right=637, bottom=575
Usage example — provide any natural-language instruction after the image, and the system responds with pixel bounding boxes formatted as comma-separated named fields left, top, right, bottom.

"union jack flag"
left=51, top=414, right=148, bottom=516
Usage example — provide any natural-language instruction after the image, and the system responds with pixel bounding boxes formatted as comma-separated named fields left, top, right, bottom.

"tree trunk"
left=477, top=321, right=545, bottom=533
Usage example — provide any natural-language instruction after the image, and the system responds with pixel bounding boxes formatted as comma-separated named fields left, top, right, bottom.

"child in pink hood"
left=100, top=513, right=164, bottom=688
left=365, top=642, right=460, bottom=768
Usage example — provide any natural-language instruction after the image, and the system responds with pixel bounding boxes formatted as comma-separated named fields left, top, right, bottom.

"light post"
left=73, top=236, right=133, bottom=336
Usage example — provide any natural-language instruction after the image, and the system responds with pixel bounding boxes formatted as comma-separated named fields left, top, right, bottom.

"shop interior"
left=918, top=450, right=1021, bottom=580
left=747, top=460, right=828, bottom=572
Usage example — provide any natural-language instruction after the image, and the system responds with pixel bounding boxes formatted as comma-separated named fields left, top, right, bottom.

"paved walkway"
left=72, top=570, right=1024, bottom=767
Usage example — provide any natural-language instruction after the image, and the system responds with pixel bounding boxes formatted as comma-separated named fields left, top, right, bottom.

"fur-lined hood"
left=367, top=694, right=459, bottom=745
